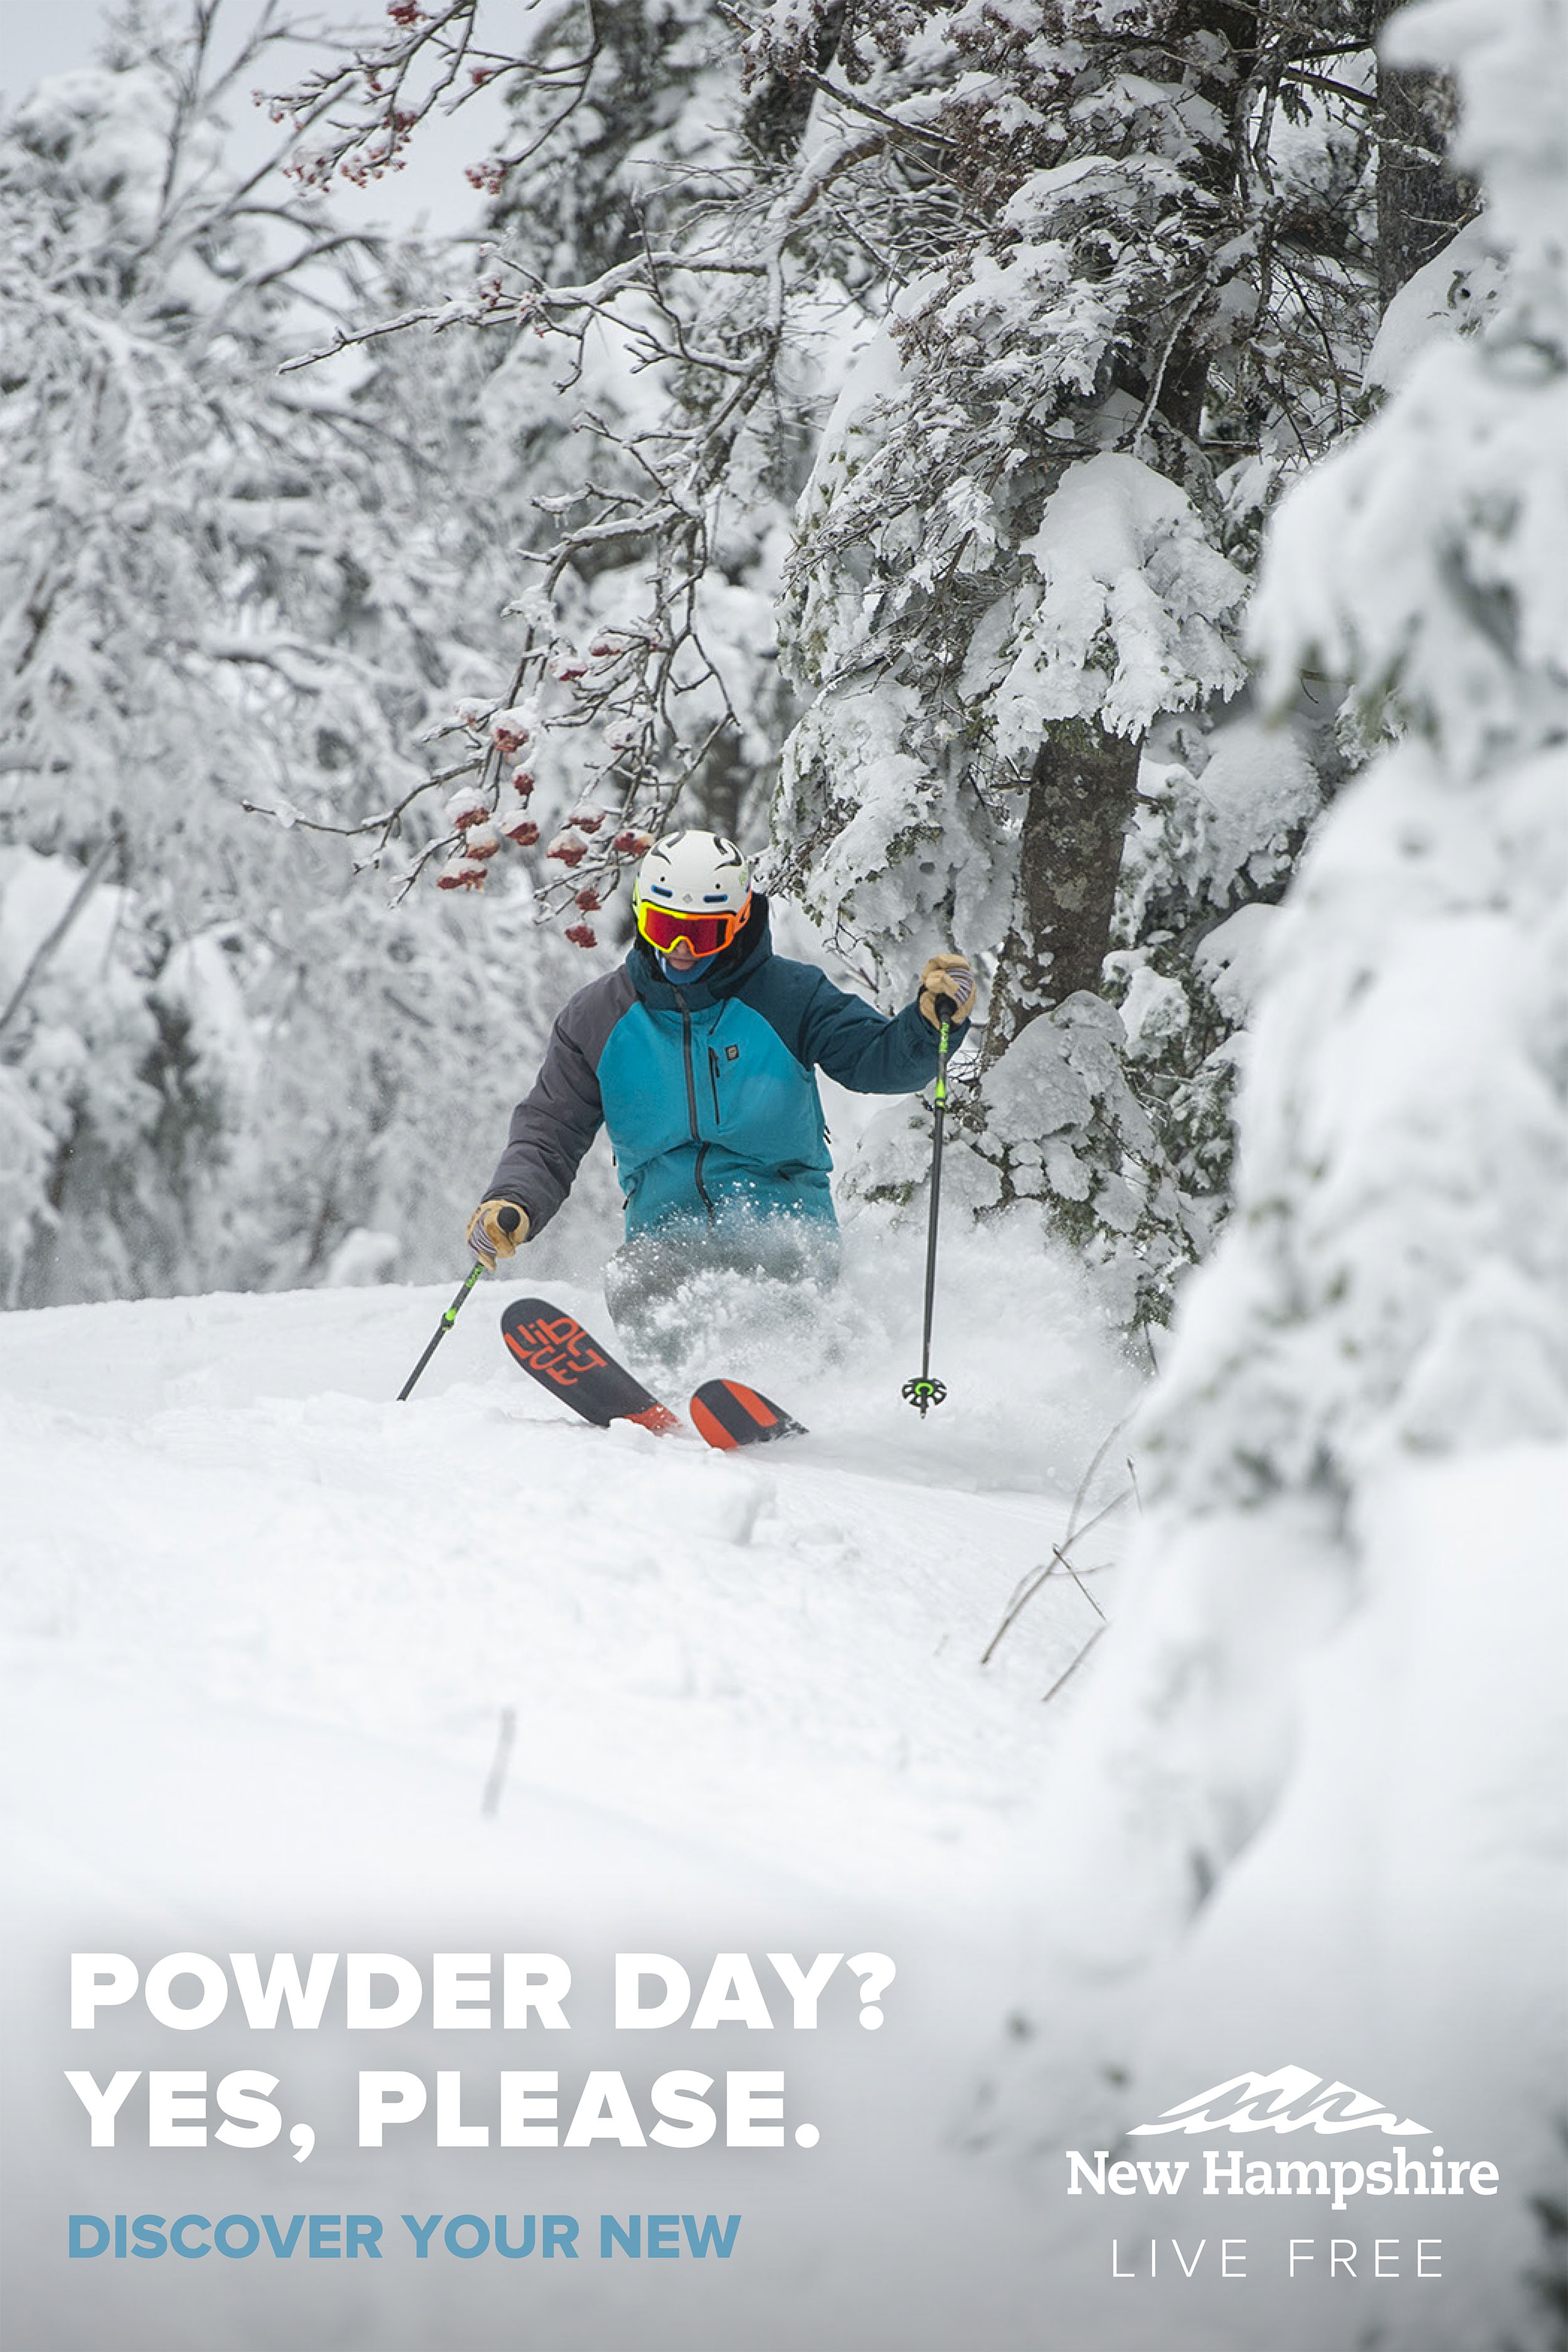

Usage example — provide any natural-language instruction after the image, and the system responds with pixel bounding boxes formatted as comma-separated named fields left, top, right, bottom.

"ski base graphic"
left=501, top=1299, right=805, bottom=1449
left=689, top=1379, right=806, bottom=1449
left=500, top=1298, right=679, bottom=1433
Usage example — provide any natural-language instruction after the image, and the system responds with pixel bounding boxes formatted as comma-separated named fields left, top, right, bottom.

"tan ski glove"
left=467, top=1199, right=529, bottom=1268
left=918, top=953, right=977, bottom=1028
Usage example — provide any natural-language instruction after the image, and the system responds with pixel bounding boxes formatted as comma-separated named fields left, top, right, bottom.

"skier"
left=465, top=830, right=975, bottom=1333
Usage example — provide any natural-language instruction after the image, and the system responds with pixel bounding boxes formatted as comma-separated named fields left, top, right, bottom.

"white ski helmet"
left=633, top=829, right=751, bottom=930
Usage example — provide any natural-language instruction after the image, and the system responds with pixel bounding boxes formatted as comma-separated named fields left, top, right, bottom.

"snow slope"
left=0, top=1227, right=1140, bottom=2351
left=1005, top=1436, right=1568, bottom=2352
left=5, top=1234, right=1560, bottom=2352
left=0, top=1231, right=1135, bottom=1899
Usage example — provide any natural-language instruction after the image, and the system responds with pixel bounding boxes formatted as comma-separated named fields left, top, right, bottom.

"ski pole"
left=398, top=1205, right=520, bottom=1401
left=903, top=1000, right=957, bottom=1418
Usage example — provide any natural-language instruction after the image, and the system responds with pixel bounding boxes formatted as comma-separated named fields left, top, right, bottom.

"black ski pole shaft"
left=919, top=1016, right=951, bottom=1374
left=398, top=1205, right=519, bottom=1402
left=903, top=1002, right=956, bottom=1419
left=398, top=1264, right=482, bottom=1402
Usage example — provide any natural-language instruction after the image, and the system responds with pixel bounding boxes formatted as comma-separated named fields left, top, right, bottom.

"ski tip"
left=501, top=1296, right=668, bottom=1431
left=690, top=1379, right=806, bottom=1450
left=690, top=1392, right=741, bottom=1449
left=501, top=1298, right=609, bottom=1373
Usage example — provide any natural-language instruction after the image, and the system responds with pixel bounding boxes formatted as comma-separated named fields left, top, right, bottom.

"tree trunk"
left=741, top=4, right=849, bottom=159
left=1375, top=8, right=1475, bottom=304
left=981, top=719, right=1143, bottom=1068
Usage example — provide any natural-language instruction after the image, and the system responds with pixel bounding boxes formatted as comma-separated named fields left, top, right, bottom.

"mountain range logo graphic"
left=1127, top=2067, right=1431, bottom=2139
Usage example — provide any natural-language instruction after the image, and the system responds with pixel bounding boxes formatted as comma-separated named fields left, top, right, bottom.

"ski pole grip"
left=497, top=1205, right=522, bottom=1236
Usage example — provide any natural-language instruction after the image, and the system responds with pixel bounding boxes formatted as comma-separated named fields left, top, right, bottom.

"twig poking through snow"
left=1064, top=1560, right=1106, bottom=1624
left=1067, top=1414, right=1133, bottom=1540
left=1041, top=1626, right=1108, bottom=1708
left=480, top=1704, right=517, bottom=1817
left=980, top=1487, right=1130, bottom=1665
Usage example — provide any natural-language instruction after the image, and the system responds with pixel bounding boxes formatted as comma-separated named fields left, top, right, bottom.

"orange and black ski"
left=501, top=1300, right=802, bottom=1448
left=501, top=1298, right=679, bottom=1433
left=689, top=1379, right=807, bottom=1449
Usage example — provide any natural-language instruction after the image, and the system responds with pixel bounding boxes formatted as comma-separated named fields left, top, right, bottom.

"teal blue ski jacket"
left=487, top=896, right=962, bottom=1241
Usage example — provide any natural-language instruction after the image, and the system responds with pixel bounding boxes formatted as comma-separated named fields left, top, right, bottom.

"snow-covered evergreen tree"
left=1027, top=0, right=1568, bottom=2275
left=1158, top=0, right=1568, bottom=1512
left=766, top=1, right=1399, bottom=1315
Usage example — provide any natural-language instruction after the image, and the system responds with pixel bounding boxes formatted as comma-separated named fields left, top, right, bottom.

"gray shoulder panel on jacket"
left=485, top=965, right=637, bottom=1237
left=556, top=963, right=637, bottom=1068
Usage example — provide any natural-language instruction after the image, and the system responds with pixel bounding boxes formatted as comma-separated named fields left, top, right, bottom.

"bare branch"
left=1041, top=1625, right=1107, bottom=1708
left=980, top=1486, right=1131, bottom=1666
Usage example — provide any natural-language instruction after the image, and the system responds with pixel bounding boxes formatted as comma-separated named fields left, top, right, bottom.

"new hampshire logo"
left=1064, top=2065, right=1500, bottom=2264
left=1126, top=2066, right=1429, bottom=2139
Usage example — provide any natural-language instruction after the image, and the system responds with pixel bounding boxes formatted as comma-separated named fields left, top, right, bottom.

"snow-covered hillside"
left=5, top=1227, right=1565, bottom=2352
left=0, top=1233, right=1140, bottom=1899
left=0, top=1231, right=1143, bottom=2350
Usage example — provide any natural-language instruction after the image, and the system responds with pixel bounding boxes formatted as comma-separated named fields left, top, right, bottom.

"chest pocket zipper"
left=679, top=1005, right=716, bottom=1222
left=708, top=1046, right=722, bottom=1126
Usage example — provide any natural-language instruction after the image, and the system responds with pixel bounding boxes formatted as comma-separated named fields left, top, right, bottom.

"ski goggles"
left=634, top=894, right=751, bottom=958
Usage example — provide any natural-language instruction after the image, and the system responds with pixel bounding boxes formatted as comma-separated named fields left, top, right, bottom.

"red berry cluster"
left=491, top=714, right=531, bottom=757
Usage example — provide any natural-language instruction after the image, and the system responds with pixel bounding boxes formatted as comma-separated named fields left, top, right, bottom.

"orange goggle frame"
left=635, top=894, right=750, bottom=958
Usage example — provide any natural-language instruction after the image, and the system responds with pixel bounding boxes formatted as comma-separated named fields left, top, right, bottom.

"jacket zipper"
left=708, top=1046, right=722, bottom=1126
left=679, top=1004, right=716, bottom=1224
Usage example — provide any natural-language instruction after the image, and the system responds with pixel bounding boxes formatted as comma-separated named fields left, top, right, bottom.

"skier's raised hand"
left=467, top=1199, right=529, bottom=1267
left=918, top=954, right=976, bottom=1027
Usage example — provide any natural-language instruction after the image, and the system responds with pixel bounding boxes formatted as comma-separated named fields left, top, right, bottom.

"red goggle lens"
left=635, top=898, right=748, bottom=956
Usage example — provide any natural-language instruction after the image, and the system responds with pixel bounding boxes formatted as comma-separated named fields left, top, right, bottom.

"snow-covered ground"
left=4, top=1232, right=1563, bottom=2351
left=0, top=1227, right=1143, bottom=2349
left=0, top=1227, right=1136, bottom=1900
